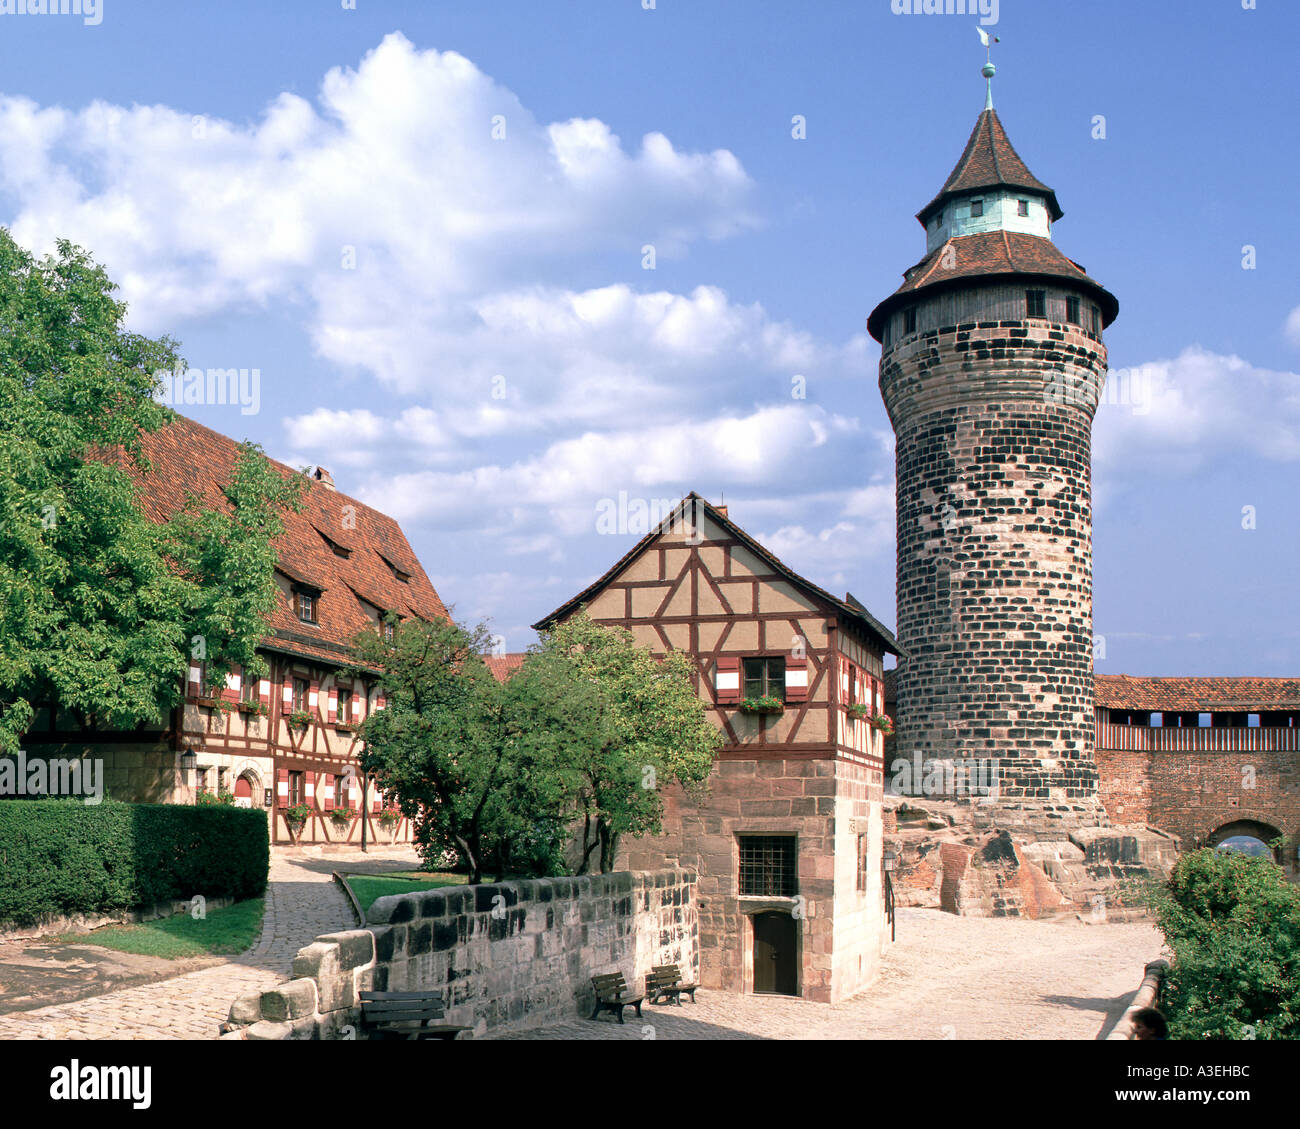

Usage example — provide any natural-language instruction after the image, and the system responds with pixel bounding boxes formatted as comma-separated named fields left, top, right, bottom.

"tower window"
left=904, top=306, right=917, bottom=334
left=1025, top=290, right=1046, bottom=318
left=1091, top=306, right=1102, bottom=334
left=970, top=199, right=984, bottom=218
left=1066, top=296, right=1081, bottom=325
left=1017, top=199, right=1029, bottom=217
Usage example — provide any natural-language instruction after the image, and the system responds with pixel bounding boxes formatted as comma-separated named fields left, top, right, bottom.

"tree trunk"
left=576, top=811, right=598, bottom=875
left=598, top=820, right=620, bottom=874
left=455, top=833, right=481, bottom=885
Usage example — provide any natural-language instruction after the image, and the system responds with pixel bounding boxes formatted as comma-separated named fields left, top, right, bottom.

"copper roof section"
left=532, top=493, right=903, bottom=658
left=867, top=229, right=1119, bottom=340
left=917, top=108, right=1062, bottom=226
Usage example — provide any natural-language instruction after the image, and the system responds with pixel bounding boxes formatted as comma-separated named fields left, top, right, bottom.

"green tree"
left=1148, top=847, right=1300, bottom=1039
left=534, top=612, right=719, bottom=874
left=0, top=231, right=301, bottom=750
left=348, top=617, right=566, bottom=884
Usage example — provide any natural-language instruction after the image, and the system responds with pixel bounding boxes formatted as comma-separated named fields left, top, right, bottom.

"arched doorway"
left=233, top=771, right=258, bottom=809
left=1207, top=819, right=1283, bottom=863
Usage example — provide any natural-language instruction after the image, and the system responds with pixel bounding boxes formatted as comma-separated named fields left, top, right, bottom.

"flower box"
left=739, top=696, right=784, bottom=716
left=333, top=722, right=359, bottom=734
left=237, top=701, right=269, bottom=717
left=328, top=806, right=357, bottom=826
left=870, top=713, right=896, bottom=736
left=195, top=695, right=234, bottom=713
left=848, top=703, right=872, bottom=720
left=287, top=709, right=312, bottom=730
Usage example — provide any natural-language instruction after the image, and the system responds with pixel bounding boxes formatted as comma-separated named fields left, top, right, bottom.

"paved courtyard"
left=495, top=908, right=1167, bottom=1041
left=0, top=872, right=1164, bottom=1040
left=0, top=848, right=420, bottom=1040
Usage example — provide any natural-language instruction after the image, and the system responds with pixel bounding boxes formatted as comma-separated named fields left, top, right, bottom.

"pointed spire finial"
left=976, top=27, right=1000, bottom=110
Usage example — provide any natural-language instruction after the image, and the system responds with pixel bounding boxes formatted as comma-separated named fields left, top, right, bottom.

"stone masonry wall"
left=880, top=286, right=1109, bottom=835
left=223, top=869, right=697, bottom=1040
left=1097, top=745, right=1300, bottom=874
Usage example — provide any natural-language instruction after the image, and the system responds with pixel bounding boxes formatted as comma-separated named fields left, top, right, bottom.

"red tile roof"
left=114, top=411, right=449, bottom=667
left=484, top=653, right=528, bottom=683
left=867, top=229, right=1119, bottom=340
left=917, top=109, right=1061, bottom=225
left=1095, top=675, right=1300, bottom=712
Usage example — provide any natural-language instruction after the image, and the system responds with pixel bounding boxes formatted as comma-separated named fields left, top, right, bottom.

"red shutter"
left=371, top=789, right=382, bottom=814
left=305, top=771, right=316, bottom=809
left=282, top=677, right=293, bottom=712
left=258, top=672, right=270, bottom=708
left=309, top=679, right=320, bottom=717
left=276, top=768, right=289, bottom=809
left=715, top=656, right=741, bottom=705
left=785, top=654, right=809, bottom=704
left=323, top=775, right=336, bottom=811
left=328, top=686, right=338, bottom=723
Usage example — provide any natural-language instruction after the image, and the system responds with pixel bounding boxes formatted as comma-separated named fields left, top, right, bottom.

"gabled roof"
left=533, top=493, right=903, bottom=657
left=1096, top=675, right=1300, bottom=712
left=867, top=230, right=1119, bottom=340
left=113, top=411, right=450, bottom=669
left=917, top=108, right=1061, bottom=226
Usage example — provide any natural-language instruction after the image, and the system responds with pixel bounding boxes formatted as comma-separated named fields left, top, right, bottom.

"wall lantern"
left=883, top=850, right=899, bottom=873
left=179, top=749, right=197, bottom=787
left=264, top=788, right=274, bottom=808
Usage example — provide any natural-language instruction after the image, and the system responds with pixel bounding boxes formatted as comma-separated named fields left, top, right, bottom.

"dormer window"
left=970, top=199, right=984, bottom=218
left=383, top=620, right=395, bottom=643
left=1017, top=199, right=1029, bottom=217
left=319, top=532, right=351, bottom=559
left=294, top=589, right=319, bottom=624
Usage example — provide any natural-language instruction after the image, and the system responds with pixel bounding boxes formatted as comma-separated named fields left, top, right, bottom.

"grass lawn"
left=344, top=872, right=466, bottom=914
left=53, top=898, right=265, bottom=960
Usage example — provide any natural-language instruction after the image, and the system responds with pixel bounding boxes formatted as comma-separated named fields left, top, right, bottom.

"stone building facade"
left=534, top=495, right=901, bottom=1003
left=22, top=413, right=450, bottom=846
left=867, top=87, right=1120, bottom=836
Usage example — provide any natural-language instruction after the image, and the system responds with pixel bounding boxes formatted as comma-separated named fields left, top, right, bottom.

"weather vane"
left=977, top=27, right=1001, bottom=110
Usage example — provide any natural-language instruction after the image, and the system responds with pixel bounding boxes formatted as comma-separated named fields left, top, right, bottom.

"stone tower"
left=867, top=64, right=1119, bottom=835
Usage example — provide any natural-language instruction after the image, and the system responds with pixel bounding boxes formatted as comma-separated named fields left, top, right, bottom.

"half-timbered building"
left=534, top=494, right=903, bottom=1003
left=24, top=413, right=450, bottom=847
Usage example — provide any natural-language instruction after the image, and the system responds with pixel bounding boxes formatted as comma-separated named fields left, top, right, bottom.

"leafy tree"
left=1147, top=847, right=1300, bottom=1039
left=348, top=617, right=569, bottom=884
left=0, top=230, right=301, bottom=750
left=533, top=612, right=719, bottom=874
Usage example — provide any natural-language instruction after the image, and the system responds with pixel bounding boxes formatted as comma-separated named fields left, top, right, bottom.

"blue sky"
left=1, top=0, right=1296, bottom=675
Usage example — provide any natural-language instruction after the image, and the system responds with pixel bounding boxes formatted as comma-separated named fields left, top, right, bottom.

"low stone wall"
left=223, top=869, right=697, bottom=1040
left=1105, top=959, right=1170, bottom=1040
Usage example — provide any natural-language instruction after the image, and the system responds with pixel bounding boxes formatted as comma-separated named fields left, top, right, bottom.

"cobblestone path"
left=495, top=908, right=1167, bottom=1041
left=0, top=849, right=419, bottom=1040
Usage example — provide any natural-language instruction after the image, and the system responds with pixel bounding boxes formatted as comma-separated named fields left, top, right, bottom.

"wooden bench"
left=589, top=972, right=644, bottom=1023
left=648, top=964, right=698, bottom=1005
left=359, top=990, right=471, bottom=1041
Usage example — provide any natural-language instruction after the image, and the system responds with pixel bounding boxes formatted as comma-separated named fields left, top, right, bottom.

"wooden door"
left=233, top=775, right=253, bottom=809
left=752, top=911, right=798, bottom=995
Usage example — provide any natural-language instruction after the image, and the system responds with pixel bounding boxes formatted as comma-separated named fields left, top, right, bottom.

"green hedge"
left=0, top=800, right=269, bottom=927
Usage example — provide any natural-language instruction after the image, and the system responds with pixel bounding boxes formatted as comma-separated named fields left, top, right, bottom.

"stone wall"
left=1097, top=745, right=1300, bottom=875
left=223, top=869, right=697, bottom=1040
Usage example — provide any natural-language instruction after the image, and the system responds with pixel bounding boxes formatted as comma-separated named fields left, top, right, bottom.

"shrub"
left=0, top=799, right=269, bottom=927
left=1149, top=847, right=1300, bottom=1039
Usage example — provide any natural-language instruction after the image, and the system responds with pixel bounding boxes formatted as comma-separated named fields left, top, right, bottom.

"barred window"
left=738, top=835, right=797, bottom=898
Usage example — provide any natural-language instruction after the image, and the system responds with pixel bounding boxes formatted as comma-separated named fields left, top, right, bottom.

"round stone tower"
left=868, top=67, right=1118, bottom=835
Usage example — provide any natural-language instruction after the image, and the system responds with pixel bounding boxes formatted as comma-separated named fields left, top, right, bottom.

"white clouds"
left=1285, top=305, right=1300, bottom=348
left=1094, top=347, right=1300, bottom=477
left=0, top=32, right=757, bottom=345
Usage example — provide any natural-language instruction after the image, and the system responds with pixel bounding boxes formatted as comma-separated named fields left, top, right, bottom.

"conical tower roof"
left=916, top=108, right=1062, bottom=226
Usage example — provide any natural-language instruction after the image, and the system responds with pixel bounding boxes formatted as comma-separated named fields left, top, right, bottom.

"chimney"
left=312, top=466, right=336, bottom=491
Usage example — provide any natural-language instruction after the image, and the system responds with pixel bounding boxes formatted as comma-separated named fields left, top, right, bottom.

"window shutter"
left=347, top=777, right=358, bottom=805
left=372, top=788, right=382, bottom=814
left=258, top=677, right=270, bottom=708
left=323, top=776, right=335, bottom=811
left=715, top=656, right=741, bottom=705
left=785, top=655, right=809, bottom=703
left=276, top=768, right=289, bottom=809
left=309, top=679, right=320, bottom=717
left=375, top=692, right=387, bottom=711
left=187, top=663, right=203, bottom=698
left=282, top=678, right=293, bottom=711
left=351, top=693, right=363, bottom=721
left=305, top=771, right=316, bottom=806
left=328, top=686, right=338, bottom=722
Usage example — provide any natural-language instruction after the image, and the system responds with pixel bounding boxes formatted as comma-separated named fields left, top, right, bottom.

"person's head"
left=1131, top=1007, right=1167, bottom=1040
